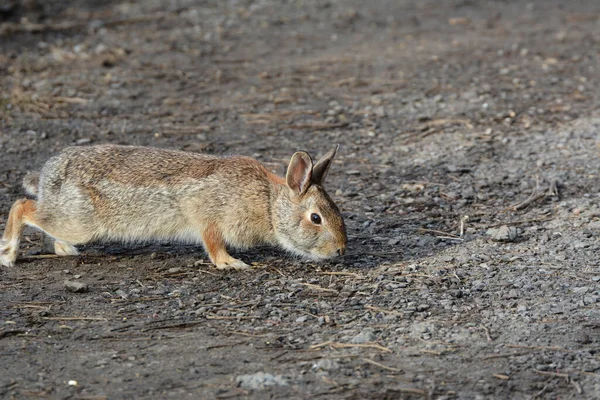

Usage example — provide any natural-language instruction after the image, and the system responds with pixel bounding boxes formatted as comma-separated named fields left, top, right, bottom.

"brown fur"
left=0, top=144, right=347, bottom=269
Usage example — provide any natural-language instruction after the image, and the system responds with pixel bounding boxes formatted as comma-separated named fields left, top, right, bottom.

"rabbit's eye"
left=310, top=213, right=322, bottom=225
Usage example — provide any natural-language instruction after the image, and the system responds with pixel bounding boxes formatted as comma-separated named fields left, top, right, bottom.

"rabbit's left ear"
left=312, top=145, right=338, bottom=185
left=286, top=151, right=313, bottom=196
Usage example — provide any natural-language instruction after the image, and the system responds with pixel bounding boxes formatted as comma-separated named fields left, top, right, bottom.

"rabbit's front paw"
left=0, top=240, right=16, bottom=267
left=215, top=257, right=250, bottom=271
left=54, top=241, right=79, bottom=256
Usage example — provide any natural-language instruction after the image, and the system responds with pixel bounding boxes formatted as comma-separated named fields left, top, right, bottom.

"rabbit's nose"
left=337, top=247, right=345, bottom=256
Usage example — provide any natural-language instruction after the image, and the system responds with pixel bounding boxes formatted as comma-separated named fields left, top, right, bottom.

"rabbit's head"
left=274, top=145, right=347, bottom=261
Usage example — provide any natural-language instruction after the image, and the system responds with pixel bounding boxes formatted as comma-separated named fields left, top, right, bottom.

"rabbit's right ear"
left=286, top=151, right=313, bottom=196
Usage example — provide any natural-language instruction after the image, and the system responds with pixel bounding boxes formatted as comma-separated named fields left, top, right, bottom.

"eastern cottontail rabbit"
left=0, top=144, right=347, bottom=269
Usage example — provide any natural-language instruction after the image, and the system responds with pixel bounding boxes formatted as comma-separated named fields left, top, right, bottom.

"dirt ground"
left=1, top=0, right=600, bottom=398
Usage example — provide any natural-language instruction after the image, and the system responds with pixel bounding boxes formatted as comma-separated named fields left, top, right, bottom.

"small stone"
left=115, top=289, right=128, bottom=298
left=312, top=359, right=339, bottom=372
left=350, top=330, right=376, bottom=344
left=64, top=281, right=89, bottom=293
left=417, top=304, right=430, bottom=312
left=487, top=225, right=518, bottom=242
left=572, top=286, right=590, bottom=295
left=295, top=315, right=309, bottom=323
left=236, top=372, right=288, bottom=390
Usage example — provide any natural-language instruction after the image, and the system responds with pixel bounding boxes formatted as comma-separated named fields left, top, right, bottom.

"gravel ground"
left=1, top=0, right=599, bottom=398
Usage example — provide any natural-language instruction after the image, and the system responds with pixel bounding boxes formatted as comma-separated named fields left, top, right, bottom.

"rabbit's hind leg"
left=1, top=198, right=36, bottom=267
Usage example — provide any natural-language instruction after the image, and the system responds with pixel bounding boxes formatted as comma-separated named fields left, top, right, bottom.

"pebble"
left=236, top=372, right=288, bottom=390
left=64, top=281, right=89, bottom=293
left=312, top=359, right=339, bottom=372
left=487, top=225, right=518, bottom=242
left=350, top=330, right=376, bottom=344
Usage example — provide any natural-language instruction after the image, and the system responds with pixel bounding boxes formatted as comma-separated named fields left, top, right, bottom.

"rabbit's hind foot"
left=0, top=239, right=16, bottom=267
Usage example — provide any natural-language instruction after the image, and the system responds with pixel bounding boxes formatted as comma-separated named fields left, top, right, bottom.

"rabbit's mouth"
left=278, top=238, right=332, bottom=261
left=302, top=248, right=341, bottom=262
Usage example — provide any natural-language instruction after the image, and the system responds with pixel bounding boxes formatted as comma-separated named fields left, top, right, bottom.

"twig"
left=482, top=351, right=530, bottom=360
left=483, top=217, right=554, bottom=229
left=493, top=374, right=510, bottom=380
left=571, top=379, right=583, bottom=394
left=418, top=118, right=474, bottom=130
left=511, top=191, right=546, bottom=211
left=480, top=324, right=493, bottom=342
left=362, top=249, right=406, bottom=257
left=394, top=388, right=427, bottom=396
left=507, top=344, right=572, bottom=352
left=21, top=254, right=63, bottom=259
left=420, top=349, right=443, bottom=356
left=509, top=178, right=558, bottom=212
left=206, top=340, right=249, bottom=350
left=460, top=215, right=469, bottom=237
left=205, top=315, right=255, bottom=320
left=42, top=316, right=107, bottom=321
left=298, top=283, right=339, bottom=294
left=533, top=369, right=570, bottom=381
left=320, top=271, right=364, bottom=279
left=530, top=384, right=548, bottom=399
left=310, top=341, right=392, bottom=353
left=0, top=329, right=27, bottom=339
left=54, top=96, right=88, bottom=104
left=227, top=330, right=267, bottom=338
left=362, top=358, right=403, bottom=373
left=142, top=321, right=204, bottom=331
left=269, top=351, right=288, bottom=361
left=289, top=122, right=348, bottom=131
left=417, top=228, right=460, bottom=238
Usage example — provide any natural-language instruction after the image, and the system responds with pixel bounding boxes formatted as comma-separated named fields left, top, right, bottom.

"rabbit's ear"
left=286, top=151, right=313, bottom=196
left=312, top=145, right=338, bottom=185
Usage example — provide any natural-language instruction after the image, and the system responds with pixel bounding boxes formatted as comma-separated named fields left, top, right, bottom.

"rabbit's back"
left=34, top=145, right=275, bottom=245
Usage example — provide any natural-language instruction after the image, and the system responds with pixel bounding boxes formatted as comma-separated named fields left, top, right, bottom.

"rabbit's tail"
left=23, top=171, right=40, bottom=197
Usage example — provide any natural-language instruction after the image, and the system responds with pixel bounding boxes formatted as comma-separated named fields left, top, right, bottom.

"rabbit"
left=0, top=144, right=347, bottom=270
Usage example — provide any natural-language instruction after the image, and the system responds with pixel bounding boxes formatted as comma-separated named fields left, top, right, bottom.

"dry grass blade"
left=482, top=351, right=530, bottom=360
left=320, top=271, right=364, bottom=279
left=420, top=349, right=443, bottom=356
left=362, top=358, right=403, bottom=373
left=205, top=315, right=256, bottom=320
left=418, top=118, right=474, bottom=130
left=54, top=97, right=89, bottom=105
left=289, top=122, right=348, bottom=131
left=533, top=369, right=570, bottom=381
left=206, top=340, right=249, bottom=350
left=393, top=388, right=427, bottom=396
left=298, top=283, right=339, bottom=294
left=42, top=316, right=108, bottom=321
left=310, top=341, right=392, bottom=353
left=506, top=344, right=572, bottom=352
